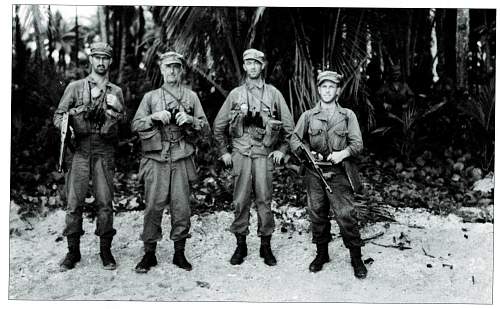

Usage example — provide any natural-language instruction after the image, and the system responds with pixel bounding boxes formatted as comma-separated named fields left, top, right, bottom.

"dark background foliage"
left=10, top=6, right=495, bottom=223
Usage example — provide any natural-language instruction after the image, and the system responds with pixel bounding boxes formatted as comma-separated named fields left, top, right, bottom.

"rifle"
left=57, top=112, right=70, bottom=173
left=294, top=142, right=333, bottom=193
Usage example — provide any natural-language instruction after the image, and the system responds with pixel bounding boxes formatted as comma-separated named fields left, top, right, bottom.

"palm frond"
left=246, top=7, right=266, bottom=48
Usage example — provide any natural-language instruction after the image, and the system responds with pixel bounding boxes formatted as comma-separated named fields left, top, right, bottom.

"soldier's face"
left=161, top=63, right=182, bottom=84
left=243, top=59, right=264, bottom=79
left=318, top=81, right=339, bottom=103
left=90, top=55, right=112, bottom=75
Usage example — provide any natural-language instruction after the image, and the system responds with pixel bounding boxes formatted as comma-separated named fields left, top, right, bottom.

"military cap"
left=243, top=48, right=265, bottom=64
left=317, top=71, right=343, bottom=85
left=89, top=42, right=113, bottom=58
left=160, top=51, right=184, bottom=65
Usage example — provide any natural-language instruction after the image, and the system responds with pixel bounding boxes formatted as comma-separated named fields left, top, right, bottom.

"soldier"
left=132, top=51, right=209, bottom=273
left=53, top=42, right=125, bottom=271
left=290, top=71, right=368, bottom=279
left=213, top=48, right=294, bottom=266
left=375, top=64, right=415, bottom=116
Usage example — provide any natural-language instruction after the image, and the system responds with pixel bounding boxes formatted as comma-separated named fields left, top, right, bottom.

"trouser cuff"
left=144, top=242, right=157, bottom=253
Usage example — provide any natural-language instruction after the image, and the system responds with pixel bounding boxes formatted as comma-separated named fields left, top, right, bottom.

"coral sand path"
left=9, top=206, right=493, bottom=303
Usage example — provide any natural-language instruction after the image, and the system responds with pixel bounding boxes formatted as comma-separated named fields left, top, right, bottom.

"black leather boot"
left=99, top=237, right=117, bottom=270
left=59, top=236, right=81, bottom=271
left=309, top=242, right=330, bottom=272
left=259, top=235, right=277, bottom=266
left=350, top=246, right=368, bottom=279
left=230, top=234, right=248, bottom=265
left=135, top=242, right=158, bottom=273
left=173, top=239, right=192, bottom=271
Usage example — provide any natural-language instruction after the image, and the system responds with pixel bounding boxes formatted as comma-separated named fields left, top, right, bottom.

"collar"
left=311, top=101, right=347, bottom=115
left=245, top=78, right=264, bottom=90
left=86, top=75, right=109, bottom=88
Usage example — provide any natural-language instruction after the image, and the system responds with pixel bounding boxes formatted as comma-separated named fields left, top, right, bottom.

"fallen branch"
left=370, top=241, right=412, bottom=250
left=393, top=222, right=425, bottom=229
left=362, top=231, right=384, bottom=242
left=422, top=246, right=436, bottom=258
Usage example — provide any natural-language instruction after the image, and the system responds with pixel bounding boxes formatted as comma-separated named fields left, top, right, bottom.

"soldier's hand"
left=104, top=108, right=120, bottom=119
left=175, top=111, right=194, bottom=125
left=106, top=94, right=123, bottom=113
left=327, top=151, right=347, bottom=164
left=151, top=110, right=171, bottom=124
left=268, top=150, right=285, bottom=165
left=220, top=153, right=232, bottom=167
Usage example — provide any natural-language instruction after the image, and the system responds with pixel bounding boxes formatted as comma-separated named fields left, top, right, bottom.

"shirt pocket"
left=308, top=119, right=327, bottom=151
left=330, top=122, right=348, bottom=151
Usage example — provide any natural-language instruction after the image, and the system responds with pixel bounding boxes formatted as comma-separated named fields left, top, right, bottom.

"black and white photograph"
left=6, top=0, right=496, bottom=304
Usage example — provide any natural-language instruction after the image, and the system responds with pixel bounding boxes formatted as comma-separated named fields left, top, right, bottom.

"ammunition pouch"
left=263, top=119, right=283, bottom=147
left=100, top=117, right=119, bottom=140
left=248, top=126, right=266, bottom=141
left=138, top=128, right=162, bottom=152
left=229, top=110, right=244, bottom=138
left=69, top=105, right=91, bottom=136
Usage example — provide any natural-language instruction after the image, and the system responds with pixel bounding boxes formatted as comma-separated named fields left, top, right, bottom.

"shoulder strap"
left=163, top=86, right=191, bottom=113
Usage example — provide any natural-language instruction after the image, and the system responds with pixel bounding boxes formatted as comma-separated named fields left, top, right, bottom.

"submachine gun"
left=293, top=142, right=333, bottom=194
left=57, top=112, right=70, bottom=173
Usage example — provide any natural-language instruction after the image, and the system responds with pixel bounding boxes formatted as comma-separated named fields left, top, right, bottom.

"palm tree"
left=141, top=7, right=372, bottom=116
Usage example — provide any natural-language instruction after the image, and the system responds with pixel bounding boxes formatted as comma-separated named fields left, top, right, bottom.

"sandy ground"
left=9, top=206, right=493, bottom=303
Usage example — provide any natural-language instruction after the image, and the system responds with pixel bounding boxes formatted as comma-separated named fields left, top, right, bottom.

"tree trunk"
left=404, top=9, right=413, bottom=80
left=31, top=5, right=45, bottom=64
left=74, top=8, right=79, bottom=65
left=98, top=6, right=108, bottom=43
left=435, top=9, right=457, bottom=82
left=456, top=8, right=469, bottom=90
left=47, top=6, right=55, bottom=64
left=135, top=6, right=145, bottom=67
left=117, top=11, right=127, bottom=84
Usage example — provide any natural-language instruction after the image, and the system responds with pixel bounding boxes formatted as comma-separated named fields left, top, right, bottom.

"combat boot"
left=349, top=246, right=368, bottom=279
left=99, top=237, right=116, bottom=270
left=135, top=242, right=158, bottom=273
left=230, top=234, right=247, bottom=265
left=173, top=239, right=192, bottom=271
left=259, top=235, right=277, bottom=266
left=59, top=236, right=81, bottom=271
left=309, top=242, right=330, bottom=272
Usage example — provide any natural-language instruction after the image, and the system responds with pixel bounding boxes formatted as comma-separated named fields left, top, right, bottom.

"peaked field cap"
left=317, top=71, right=343, bottom=85
left=243, top=48, right=265, bottom=64
left=90, top=42, right=113, bottom=57
left=160, top=51, right=184, bottom=65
